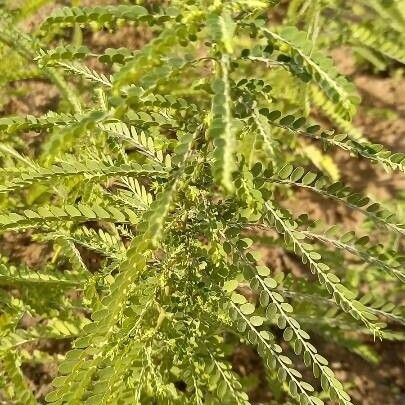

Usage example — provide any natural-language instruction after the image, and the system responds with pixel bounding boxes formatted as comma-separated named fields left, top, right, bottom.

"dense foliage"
left=0, top=1, right=404, bottom=404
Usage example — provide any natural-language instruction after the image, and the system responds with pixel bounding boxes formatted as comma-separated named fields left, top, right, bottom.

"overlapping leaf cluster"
left=0, top=1, right=403, bottom=404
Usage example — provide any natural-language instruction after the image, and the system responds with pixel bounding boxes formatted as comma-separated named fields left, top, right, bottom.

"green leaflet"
left=45, top=128, right=194, bottom=404
left=260, top=26, right=360, bottom=118
left=57, top=62, right=112, bottom=86
left=112, top=25, right=182, bottom=91
left=230, top=301, right=323, bottom=405
left=350, top=24, right=405, bottom=64
left=39, top=5, right=171, bottom=34
left=209, top=56, right=236, bottom=192
left=0, top=2, right=403, bottom=404
left=310, top=86, right=365, bottom=141
left=208, top=356, right=250, bottom=404
left=208, top=11, right=238, bottom=192
left=0, top=160, right=165, bottom=194
left=268, top=162, right=404, bottom=235
left=0, top=204, right=138, bottom=230
left=0, top=111, right=82, bottom=134
left=302, top=229, right=405, bottom=282
left=265, top=201, right=382, bottom=337
left=259, top=107, right=405, bottom=174
left=0, top=352, right=38, bottom=405
left=0, top=262, right=86, bottom=286
left=207, top=10, right=236, bottom=54
left=226, top=239, right=353, bottom=405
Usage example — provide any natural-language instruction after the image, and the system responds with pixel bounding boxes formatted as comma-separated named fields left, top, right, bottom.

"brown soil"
left=0, top=232, right=51, bottom=268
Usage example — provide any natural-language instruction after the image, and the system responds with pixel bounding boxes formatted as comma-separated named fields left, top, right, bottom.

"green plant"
left=0, top=1, right=404, bottom=404
left=285, top=0, right=405, bottom=140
